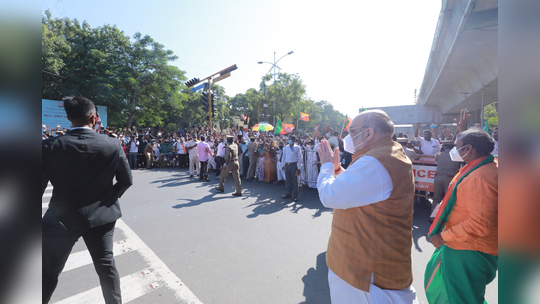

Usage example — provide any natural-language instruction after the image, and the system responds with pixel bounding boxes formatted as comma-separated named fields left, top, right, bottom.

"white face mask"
left=449, top=145, right=469, bottom=162
left=343, top=128, right=368, bottom=154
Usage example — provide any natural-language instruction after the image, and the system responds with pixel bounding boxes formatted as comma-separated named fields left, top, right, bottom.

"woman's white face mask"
left=343, top=128, right=368, bottom=154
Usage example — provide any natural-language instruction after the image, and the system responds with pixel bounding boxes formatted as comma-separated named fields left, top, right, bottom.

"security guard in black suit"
left=42, top=96, right=133, bottom=304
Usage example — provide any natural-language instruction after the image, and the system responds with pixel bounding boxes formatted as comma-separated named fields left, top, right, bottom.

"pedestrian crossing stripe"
left=54, top=268, right=163, bottom=304
left=49, top=220, right=203, bottom=304
left=63, top=239, right=135, bottom=272
left=43, top=185, right=203, bottom=304
left=115, top=220, right=203, bottom=304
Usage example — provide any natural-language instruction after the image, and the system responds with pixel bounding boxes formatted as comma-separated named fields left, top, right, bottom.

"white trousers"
left=189, top=154, right=200, bottom=175
left=277, top=160, right=285, bottom=181
left=208, top=156, right=217, bottom=170
left=328, top=269, right=418, bottom=304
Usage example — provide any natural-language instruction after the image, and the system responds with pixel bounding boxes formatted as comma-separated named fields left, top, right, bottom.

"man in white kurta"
left=317, top=110, right=418, bottom=304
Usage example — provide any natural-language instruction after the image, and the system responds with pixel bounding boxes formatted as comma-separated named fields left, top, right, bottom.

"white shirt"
left=186, top=140, right=199, bottom=156
left=217, top=142, right=226, bottom=157
left=492, top=140, right=498, bottom=156
left=282, top=144, right=303, bottom=171
left=317, top=156, right=393, bottom=209
left=177, top=142, right=187, bottom=154
left=414, top=136, right=441, bottom=156
left=129, top=140, right=139, bottom=153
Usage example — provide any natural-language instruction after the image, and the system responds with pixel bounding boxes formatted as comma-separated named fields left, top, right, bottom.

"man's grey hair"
left=359, top=110, right=395, bottom=135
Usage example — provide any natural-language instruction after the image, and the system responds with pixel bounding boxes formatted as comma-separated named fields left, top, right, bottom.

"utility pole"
left=481, top=91, right=485, bottom=127
left=208, top=79, right=212, bottom=128
left=273, top=51, right=276, bottom=126
left=185, top=64, right=238, bottom=129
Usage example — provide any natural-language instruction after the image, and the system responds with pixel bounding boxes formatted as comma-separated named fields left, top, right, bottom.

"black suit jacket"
left=42, top=128, right=133, bottom=231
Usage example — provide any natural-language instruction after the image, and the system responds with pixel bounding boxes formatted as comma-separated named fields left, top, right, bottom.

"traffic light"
left=185, top=78, right=200, bottom=88
left=201, top=92, right=209, bottom=112
left=211, top=102, right=218, bottom=118
left=220, top=65, right=238, bottom=76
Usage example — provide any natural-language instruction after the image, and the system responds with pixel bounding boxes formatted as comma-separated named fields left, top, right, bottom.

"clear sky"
left=42, top=0, right=441, bottom=118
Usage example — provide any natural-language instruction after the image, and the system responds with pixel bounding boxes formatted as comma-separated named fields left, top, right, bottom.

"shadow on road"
left=244, top=185, right=332, bottom=219
left=412, top=198, right=433, bottom=253
left=172, top=193, right=231, bottom=209
left=299, top=252, right=331, bottom=304
left=157, top=168, right=332, bottom=218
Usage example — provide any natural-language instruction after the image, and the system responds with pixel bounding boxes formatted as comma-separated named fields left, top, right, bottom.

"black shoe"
left=190, top=175, right=194, bottom=177
left=232, top=192, right=242, bottom=196
left=205, top=178, right=210, bottom=182
left=214, top=187, right=224, bottom=193
left=281, top=194, right=292, bottom=199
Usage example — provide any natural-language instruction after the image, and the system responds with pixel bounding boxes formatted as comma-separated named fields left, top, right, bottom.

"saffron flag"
left=344, top=116, right=353, bottom=131
left=298, top=108, right=310, bottom=121
left=275, top=119, right=295, bottom=135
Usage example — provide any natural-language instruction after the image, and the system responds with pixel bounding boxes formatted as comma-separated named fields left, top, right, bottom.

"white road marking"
left=63, top=239, right=136, bottom=272
left=54, top=268, right=163, bottom=304
left=116, top=219, right=203, bottom=304
left=42, top=185, right=201, bottom=303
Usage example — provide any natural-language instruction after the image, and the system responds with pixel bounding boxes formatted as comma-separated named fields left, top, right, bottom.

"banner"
left=299, top=112, right=309, bottom=121
left=42, top=99, right=107, bottom=129
left=281, top=123, right=295, bottom=134
left=412, top=155, right=437, bottom=165
left=297, top=108, right=309, bottom=121
left=413, top=164, right=436, bottom=192
left=275, top=119, right=295, bottom=134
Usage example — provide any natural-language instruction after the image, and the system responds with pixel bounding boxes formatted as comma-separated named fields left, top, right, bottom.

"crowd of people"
left=42, top=113, right=499, bottom=205
left=43, top=96, right=499, bottom=304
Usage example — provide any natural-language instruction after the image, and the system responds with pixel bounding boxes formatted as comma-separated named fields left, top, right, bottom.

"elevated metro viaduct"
left=367, top=0, right=498, bottom=134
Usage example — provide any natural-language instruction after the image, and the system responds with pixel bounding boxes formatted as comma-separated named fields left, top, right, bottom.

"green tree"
left=120, top=32, right=186, bottom=128
left=41, top=11, right=187, bottom=128
left=228, top=88, right=265, bottom=128
left=261, top=73, right=306, bottom=124
left=484, top=102, right=498, bottom=131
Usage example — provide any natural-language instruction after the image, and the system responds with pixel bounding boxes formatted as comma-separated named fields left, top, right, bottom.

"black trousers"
left=284, top=162, right=299, bottom=199
left=42, top=212, right=121, bottom=304
left=199, top=160, right=209, bottom=180
left=178, top=154, right=189, bottom=168
left=242, top=155, right=250, bottom=177
left=137, top=153, right=146, bottom=168
left=215, top=156, right=225, bottom=176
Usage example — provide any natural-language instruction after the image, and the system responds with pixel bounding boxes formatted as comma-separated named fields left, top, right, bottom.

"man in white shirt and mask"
left=317, top=110, right=417, bottom=304
left=281, top=136, right=303, bottom=202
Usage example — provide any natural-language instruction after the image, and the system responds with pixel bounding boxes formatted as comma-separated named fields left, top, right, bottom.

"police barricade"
left=301, top=149, right=320, bottom=187
left=411, top=155, right=437, bottom=198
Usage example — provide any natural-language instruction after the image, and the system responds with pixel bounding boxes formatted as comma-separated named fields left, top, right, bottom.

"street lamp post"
left=258, top=51, right=294, bottom=126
